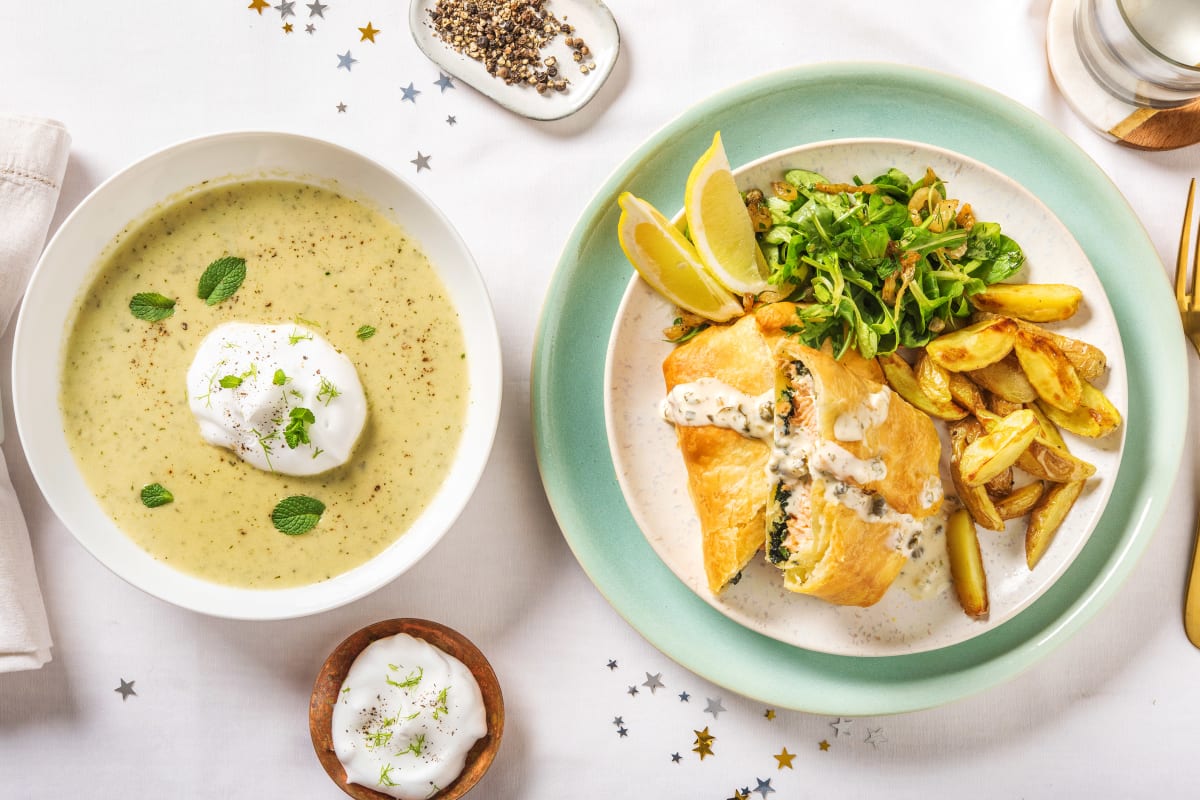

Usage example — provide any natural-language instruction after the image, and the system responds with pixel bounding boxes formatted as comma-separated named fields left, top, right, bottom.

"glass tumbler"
left=1074, top=0, right=1200, bottom=108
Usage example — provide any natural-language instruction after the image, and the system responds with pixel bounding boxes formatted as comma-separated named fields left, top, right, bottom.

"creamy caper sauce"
left=59, top=180, right=468, bottom=588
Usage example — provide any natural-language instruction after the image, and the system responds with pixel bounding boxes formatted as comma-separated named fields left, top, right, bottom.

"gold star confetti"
left=819, top=740, right=831, bottom=752
left=248, top=0, right=269, bottom=13
left=693, top=726, right=715, bottom=760
left=358, top=22, right=380, bottom=42
left=282, top=22, right=293, bottom=32
left=764, top=708, right=776, bottom=720
left=774, top=747, right=796, bottom=768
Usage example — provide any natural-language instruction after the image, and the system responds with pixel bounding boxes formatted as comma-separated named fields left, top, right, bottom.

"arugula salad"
left=747, top=166, right=1025, bottom=359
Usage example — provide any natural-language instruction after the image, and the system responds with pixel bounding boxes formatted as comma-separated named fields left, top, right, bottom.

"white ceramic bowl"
left=13, top=131, right=502, bottom=620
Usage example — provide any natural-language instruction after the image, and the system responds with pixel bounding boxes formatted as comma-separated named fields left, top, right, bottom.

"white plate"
left=604, top=138, right=1127, bottom=657
left=409, top=0, right=619, bottom=121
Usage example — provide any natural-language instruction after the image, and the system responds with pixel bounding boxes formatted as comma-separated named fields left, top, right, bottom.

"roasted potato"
left=926, top=316, right=1017, bottom=372
left=995, top=481, right=1046, bottom=520
left=985, top=466, right=1014, bottom=497
left=1016, top=440, right=1096, bottom=483
left=1026, top=480, right=1086, bottom=568
left=969, top=283, right=1082, bottom=322
left=877, top=353, right=967, bottom=420
left=947, top=371, right=987, bottom=413
left=973, top=312, right=1107, bottom=382
left=969, top=354, right=1038, bottom=404
left=1012, top=327, right=1082, bottom=411
left=959, top=409, right=1040, bottom=487
left=1037, top=381, right=1122, bottom=438
left=986, top=393, right=1025, bottom=418
left=916, top=352, right=954, bottom=406
left=948, top=419, right=1004, bottom=531
left=947, top=507, right=989, bottom=619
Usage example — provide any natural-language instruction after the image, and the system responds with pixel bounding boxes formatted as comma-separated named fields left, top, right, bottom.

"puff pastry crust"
left=662, top=312, right=772, bottom=594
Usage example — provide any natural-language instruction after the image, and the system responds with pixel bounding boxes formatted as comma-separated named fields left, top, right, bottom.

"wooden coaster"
left=1108, top=102, right=1200, bottom=150
left=1046, top=0, right=1200, bottom=151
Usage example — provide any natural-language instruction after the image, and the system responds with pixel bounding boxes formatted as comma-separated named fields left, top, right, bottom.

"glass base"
left=1047, top=0, right=1139, bottom=139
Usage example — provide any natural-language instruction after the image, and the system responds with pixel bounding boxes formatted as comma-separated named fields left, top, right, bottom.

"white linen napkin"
left=0, top=114, right=70, bottom=672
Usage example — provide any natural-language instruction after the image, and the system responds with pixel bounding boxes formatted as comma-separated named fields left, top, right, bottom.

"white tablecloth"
left=2, top=1, right=1199, bottom=796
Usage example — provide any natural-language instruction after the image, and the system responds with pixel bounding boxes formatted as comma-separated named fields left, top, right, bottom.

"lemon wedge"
left=684, top=132, right=771, bottom=295
left=617, top=192, right=743, bottom=322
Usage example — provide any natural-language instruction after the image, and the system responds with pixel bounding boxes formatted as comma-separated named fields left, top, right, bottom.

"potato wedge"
left=916, top=352, right=953, bottom=406
left=947, top=371, right=986, bottom=413
left=1026, top=480, right=1086, bottom=568
left=1016, top=440, right=1096, bottom=483
left=877, top=353, right=967, bottom=420
left=947, top=507, right=989, bottom=619
left=986, top=394, right=1025, bottom=418
left=985, top=466, right=1014, bottom=497
left=1027, top=402, right=1067, bottom=448
left=926, top=316, right=1017, bottom=372
left=995, top=481, right=1046, bottom=520
left=959, top=409, right=1039, bottom=487
left=1037, top=380, right=1123, bottom=438
left=948, top=420, right=1004, bottom=531
left=969, top=283, right=1082, bottom=322
left=969, top=354, right=1038, bottom=404
left=1012, top=327, right=1082, bottom=411
left=972, top=312, right=1107, bottom=381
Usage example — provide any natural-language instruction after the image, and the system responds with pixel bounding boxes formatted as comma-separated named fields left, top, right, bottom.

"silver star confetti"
left=831, top=717, right=854, bottom=737
left=627, top=685, right=639, bottom=697
left=446, top=115, right=457, bottom=125
left=336, top=102, right=346, bottom=112
left=114, top=678, right=136, bottom=701
left=273, top=1, right=295, bottom=19
left=865, top=728, right=888, bottom=748
left=754, top=778, right=776, bottom=798
left=616, top=726, right=628, bottom=737
left=434, top=73, right=455, bottom=92
left=612, top=716, right=623, bottom=726
left=305, top=23, right=315, bottom=33
left=306, top=0, right=327, bottom=17
left=704, top=697, right=726, bottom=719
left=671, top=753, right=682, bottom=763
left=606, top=659, right=617, bottom=670
left=401, top=82, right=421, bottom=103
left=678, top=691, right=690, bottom=702
left=410, top=152, right=431, bottom=172
left=336, top=51, right=357, bottom=71
left=642, top=672, right=664, bottom=693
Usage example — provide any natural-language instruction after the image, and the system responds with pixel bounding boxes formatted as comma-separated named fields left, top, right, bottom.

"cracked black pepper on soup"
left=60, top=179, right=469, bottom=588
left=427, top=0, right=598, bottom=93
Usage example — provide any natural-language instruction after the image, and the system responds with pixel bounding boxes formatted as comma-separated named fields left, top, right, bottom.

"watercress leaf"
left=197, top=256, right=247, bottom=305
left=974, top=234, right=1025, bottom=284
left=784, top=168, right=828, bottom=191
left=140, top=483, right=174, bottom=508
left=271, top=495, right=325, bottom=535
left=218, top=375, right=243, bottom=389
left=129, top=293, right=176, bottom=322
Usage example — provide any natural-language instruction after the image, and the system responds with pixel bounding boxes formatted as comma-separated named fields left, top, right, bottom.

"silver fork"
left=1175, top=179, right=1200, bottom=647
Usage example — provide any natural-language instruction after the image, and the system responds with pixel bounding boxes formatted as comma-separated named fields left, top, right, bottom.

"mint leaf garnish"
left=197, top=256, right=246, bottom=306
left=218, top=375, right=243, bottom=389
left=272, top=369, right=288, bottom=386
left=283, top=407, right=315, bottom=449
left=356, top=325, right=376, bottom=340
left=129, top=293, right=176, bottom=322
left=140, top=483, right=174, bottom=508
left=271, top=495, right=325, bottom=535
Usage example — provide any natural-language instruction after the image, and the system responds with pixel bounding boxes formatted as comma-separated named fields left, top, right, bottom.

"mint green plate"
left=531, top=63, right=1186, bottom=714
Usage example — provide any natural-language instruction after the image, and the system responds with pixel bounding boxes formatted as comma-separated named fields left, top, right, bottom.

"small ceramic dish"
left=310, top=618, right=504, bottom=800
left=408, top=0, right=620, bottom=121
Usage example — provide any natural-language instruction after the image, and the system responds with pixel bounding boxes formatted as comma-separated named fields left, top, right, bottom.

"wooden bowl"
left=310, top=619, right=504, bottom=800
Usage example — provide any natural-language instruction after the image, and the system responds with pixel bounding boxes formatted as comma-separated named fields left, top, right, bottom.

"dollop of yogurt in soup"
left=186, top=321, right=367, bottom=476
left=333, top=633, right=488, bottom=800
